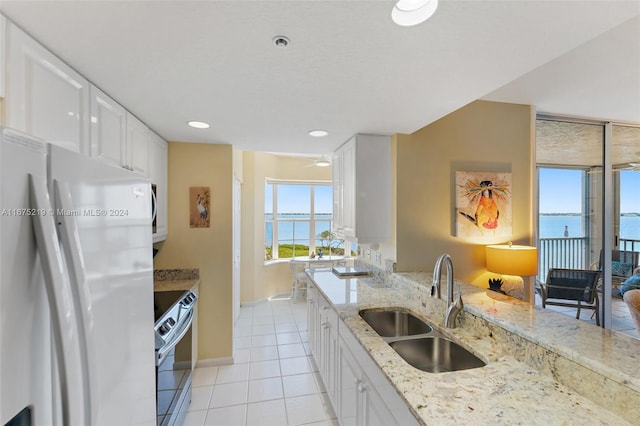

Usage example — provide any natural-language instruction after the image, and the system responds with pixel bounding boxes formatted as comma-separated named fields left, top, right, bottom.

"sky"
left=539, top=168, right=640, bottom=213
left=265, top=183, right=333, bottom=214
left=268, top=170, right=639, bottom=215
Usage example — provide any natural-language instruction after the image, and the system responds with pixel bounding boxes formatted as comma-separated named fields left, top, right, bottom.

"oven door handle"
left=156, top=308, right=194, bottom=365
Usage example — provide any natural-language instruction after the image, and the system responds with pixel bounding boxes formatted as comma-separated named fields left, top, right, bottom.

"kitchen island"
left=305, top=267, right=639, bottom=425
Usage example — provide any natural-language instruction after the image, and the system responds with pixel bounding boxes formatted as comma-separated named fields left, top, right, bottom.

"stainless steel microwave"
left=151, top=183, right=157, bottom=234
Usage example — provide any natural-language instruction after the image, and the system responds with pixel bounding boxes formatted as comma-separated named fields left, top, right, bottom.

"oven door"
left=155, top=291, right=196, bottom=426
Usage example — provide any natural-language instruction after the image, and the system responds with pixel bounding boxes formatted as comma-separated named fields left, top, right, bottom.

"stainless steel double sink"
left=359, top=309, right=486, bottom=373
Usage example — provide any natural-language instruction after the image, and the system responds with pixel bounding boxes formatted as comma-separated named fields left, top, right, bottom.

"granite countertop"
left=154, top=269, right=200, bottom=292
left=305, top=269, right=639, bottom=425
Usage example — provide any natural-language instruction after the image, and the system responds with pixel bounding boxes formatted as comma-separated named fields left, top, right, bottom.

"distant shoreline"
left=541, top=212, right=640, bottom=216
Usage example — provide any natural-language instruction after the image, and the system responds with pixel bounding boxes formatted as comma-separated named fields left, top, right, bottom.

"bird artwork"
left=197, top=194, right=208, bottom=224
left=190, top=186, right=210, bottom=228
left=456, top=173, right=511, bottom=238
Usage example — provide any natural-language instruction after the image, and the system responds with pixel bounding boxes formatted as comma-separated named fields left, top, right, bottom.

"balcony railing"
left=620, top=238, right=640, bottom=253
left=538, top=237, right=640, bottom=283
left=538, top=237, right=588, bottom=281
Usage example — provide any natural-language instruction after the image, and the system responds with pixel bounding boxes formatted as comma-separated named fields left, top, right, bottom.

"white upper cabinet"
left=332, top=134, right=392, bottom=244
left=5, top=21, right=90, bottom=154
left=0, top=15, right=6, bottom=99
left=90, top=85, right=127, bottom=167
left=126, top=112, right=149, bottom=175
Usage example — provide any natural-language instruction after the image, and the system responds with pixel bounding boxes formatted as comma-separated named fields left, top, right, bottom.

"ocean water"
left=266, top=214, right=640, bottom=245
left=540, top=215, right=640, bottom=240
left=265, top=214, right=338, bottom=247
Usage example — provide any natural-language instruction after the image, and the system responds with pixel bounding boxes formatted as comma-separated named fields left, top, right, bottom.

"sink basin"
left=359, top=309, right=432, bottom=337
left=389, top=337, right=486, bottom=373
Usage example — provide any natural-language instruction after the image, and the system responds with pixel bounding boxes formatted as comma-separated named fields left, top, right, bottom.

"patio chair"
left=595, top=249, right=640, bottom=292
left=538, top=268, right=601, bottom=326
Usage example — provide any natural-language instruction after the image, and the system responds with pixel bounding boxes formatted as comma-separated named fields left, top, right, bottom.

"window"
left=265, top=181, right=342, bottom=260
left=537, top=167, right=590, bottom=279
left=538, top=167, right=585, bottom=239
left=619, top=170, right=640, bottom=251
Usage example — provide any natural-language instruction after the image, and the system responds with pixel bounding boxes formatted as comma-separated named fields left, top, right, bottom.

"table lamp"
left=486, top=243, right=538, bottom=300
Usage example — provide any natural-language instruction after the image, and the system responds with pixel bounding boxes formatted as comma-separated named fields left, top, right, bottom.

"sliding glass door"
left=535, top=117, right=640, bottom=329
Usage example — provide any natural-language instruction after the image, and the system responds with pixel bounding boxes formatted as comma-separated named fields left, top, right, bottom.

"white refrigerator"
left=0, top=127, right=156, bottom=426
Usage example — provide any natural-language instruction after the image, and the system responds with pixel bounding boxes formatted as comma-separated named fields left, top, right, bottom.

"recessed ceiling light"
left=272, top=35, right=290, bottom=48
left=308, top=130, right=328, bottom=137
left=188, top=121, right=210, bottom=129
left=392, top=0, right=438, bottom=27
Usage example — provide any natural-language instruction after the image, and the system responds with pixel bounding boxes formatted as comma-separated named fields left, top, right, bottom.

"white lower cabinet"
left=338, top=326, right=407, bottom=426
left=307, top=286, right=419, bottom=426
left=318, top=297, right=339, bottom=405
left=308, top=284, right=339, bottom=405
left=337, top=333, right=361, bottom=426
left=307, top=283, right=320, bottom=357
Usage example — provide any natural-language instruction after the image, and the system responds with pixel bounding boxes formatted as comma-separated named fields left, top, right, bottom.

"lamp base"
left=498, top=275, right=524, bottom=300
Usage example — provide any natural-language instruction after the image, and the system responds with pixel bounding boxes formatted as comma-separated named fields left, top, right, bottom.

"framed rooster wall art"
left=190, top=186, right=210, bottom=228
left=455, top=171, right=512, bottom=240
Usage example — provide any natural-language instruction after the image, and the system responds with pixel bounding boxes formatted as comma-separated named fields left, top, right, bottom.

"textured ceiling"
left=1, top=1, right=639, bottom=157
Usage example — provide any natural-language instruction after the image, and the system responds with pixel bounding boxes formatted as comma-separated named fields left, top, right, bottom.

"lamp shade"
left=486, top=244, right=538, bottom=276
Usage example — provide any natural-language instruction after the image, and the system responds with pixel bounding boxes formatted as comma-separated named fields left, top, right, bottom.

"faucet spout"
left=431, top=253, right=462, bottom=328
left=445, top=285, right=464, bottom=328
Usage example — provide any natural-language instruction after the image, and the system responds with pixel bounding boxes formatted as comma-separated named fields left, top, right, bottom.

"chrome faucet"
left=431, top=253, right=464, bottom=328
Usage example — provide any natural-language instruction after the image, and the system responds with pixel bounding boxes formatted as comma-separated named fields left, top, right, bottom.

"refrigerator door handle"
left=156, top=308, right=194, bottom=365
left=53, top=179, right=98, bottom=426
left=151, top=186, right=158, bottom=223
left=28, top=174, right=89, bottom=426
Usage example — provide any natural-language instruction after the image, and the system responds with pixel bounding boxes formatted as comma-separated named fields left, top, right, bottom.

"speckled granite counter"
left=305, top=269, right=639, bottom=425
left=154, top=269, right=199, bottom=292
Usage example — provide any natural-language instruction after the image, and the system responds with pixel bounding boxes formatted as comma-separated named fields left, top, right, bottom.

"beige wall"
left=396, top=100, right=535, bottom=287
left=154, top=142, right=234, bottom=361
left=241, top=152, right=332, bottom=303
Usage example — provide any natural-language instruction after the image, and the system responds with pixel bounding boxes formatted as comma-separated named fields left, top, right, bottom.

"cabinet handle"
left=321, top=322, right=328, bottom=329
left=309, top=299, right=314, bottom=303
left=322, top=306, right=329, bottom=311
left=357, top=382, right=366, bottom=393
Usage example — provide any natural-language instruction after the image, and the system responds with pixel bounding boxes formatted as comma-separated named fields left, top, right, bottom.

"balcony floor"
left=535, top=294, right=639, bottom=339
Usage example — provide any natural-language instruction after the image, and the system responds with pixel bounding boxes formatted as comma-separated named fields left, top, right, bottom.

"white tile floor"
left=183, top=297, right=338, bottom=426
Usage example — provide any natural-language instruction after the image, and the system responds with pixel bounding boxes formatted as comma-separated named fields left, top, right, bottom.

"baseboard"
left=196, top=356, right=234, bottom=368
left=240, top=292, right=293, bottom=306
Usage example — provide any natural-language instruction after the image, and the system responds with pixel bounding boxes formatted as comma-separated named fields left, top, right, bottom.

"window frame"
left=265, top=179, right=335, bottom=261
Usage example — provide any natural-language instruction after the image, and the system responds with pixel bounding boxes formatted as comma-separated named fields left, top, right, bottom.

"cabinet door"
left=361, top=374, right=398, bottom=426
left=338, top=334, right=361, bottom=426
left=90, top=85, right=126, bottom=167
left=307, top=284, right=320, bottom=358
left=332, top=149, right=343, bottom=235
left=340, top=139, right=356, bottom=238
left=6, top=21, right=90, bottom=154
left=126, top=113, right=149, bottom=175
left=319, top=299, right=339, bottom=404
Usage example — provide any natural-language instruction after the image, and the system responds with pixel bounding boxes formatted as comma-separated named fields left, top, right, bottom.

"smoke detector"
left=272, top=35, right=290, bottom=48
